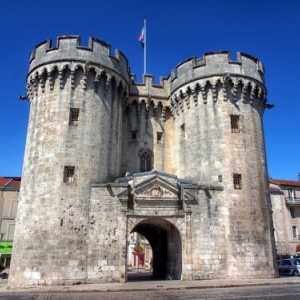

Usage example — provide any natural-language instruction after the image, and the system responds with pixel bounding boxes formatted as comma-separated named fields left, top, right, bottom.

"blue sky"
left=1, top=0, right=299, bottom=180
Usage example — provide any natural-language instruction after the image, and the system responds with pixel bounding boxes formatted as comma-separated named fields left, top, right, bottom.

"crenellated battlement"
left=171, top=51, right=265, bottom=93
left=129, top=74, right=169, bottom=99
left=29, top=36, right=130, bottom=82
left=130, top=73, right=169, bottom=89
left=126, top=74, right=170, bottom=121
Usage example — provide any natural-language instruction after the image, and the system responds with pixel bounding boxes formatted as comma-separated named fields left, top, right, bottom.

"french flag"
left=139, top=27, right=145, bottom=47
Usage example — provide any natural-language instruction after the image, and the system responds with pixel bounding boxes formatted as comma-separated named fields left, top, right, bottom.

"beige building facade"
left=0, top=177, right=20, bottom=267
left=9, top=36, right=277, bottom=287
left=270, top=175, right=300, bottom=256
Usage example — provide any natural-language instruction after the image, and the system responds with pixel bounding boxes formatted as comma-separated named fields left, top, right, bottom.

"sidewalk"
left=1, top=272, right=300, bottom=294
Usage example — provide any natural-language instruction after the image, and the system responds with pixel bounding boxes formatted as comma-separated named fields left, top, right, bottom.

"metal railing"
left=285, top=197, right=300, bottom=206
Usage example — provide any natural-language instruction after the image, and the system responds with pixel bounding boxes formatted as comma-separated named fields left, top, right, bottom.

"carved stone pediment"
left=133, top=176, right=179, bottom=203
left=108, top=171, right=200, bottom=211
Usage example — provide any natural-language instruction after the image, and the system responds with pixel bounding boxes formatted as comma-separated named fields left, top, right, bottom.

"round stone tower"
left=10, top=36, right=130, bottom=286
left=169, top=51, right=268, bottom=186
left=168, top=52, right=276, bottom=278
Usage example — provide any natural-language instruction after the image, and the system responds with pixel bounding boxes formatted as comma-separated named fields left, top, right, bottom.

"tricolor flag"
left=139, top=27, right=145, bottom=48
left=139, top=20, right=146, bottom=74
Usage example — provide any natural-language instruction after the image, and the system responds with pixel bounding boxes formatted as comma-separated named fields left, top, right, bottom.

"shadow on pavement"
left=127, top=267, right=155, bottom=281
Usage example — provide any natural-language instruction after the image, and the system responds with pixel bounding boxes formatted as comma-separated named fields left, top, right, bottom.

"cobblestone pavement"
left=2, top=272, right=300, bottom=300
left=0, top=284, right=300, bottom=299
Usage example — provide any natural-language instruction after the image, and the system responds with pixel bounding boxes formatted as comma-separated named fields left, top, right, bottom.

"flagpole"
left=144, top=19, right=146, bottom=75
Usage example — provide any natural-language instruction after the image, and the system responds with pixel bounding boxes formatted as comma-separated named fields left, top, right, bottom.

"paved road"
left=1, top=284, right=300, bottom=300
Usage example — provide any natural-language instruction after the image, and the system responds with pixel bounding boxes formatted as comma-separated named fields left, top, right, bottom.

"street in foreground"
left=1, top=284, right=300, bottom=300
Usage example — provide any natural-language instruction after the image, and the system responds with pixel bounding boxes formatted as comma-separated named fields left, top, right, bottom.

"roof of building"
left=271, top=179, right=300, bottom=188
left=0, top=177, right=21, bottom=188
left=269, top=185, right=283, bottom=193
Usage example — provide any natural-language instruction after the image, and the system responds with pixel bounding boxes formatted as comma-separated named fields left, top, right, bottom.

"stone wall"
left=87, top=184, right=127, bottom=283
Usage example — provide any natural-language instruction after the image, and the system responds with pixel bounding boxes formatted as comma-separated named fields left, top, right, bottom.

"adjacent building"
left=270, top=175, right=300, bottom=256
left=0, top=177, right=20, bottom=267
left=127, top=232, right=152, bottom=269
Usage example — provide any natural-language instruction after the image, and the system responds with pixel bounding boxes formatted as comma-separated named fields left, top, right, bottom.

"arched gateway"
left=130, top=218, right=182, bottom=280
left=116, top=170, right=197, bottom=282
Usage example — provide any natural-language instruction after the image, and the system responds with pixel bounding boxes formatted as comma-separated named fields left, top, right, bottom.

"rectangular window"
left=293, top=226, right=298, bottom=239
left=290, top=207, right=295, bottom=219
left=64, top=166, right=75, bottom=183
left=288, top=188, right=296, bottom=199
left=231, top=115, right=240, bottom=133
left=233, top=174, right=242, bottom=189
left=69, top=108, right=79, bottom=125
left=157, top=132, right=163, bottom=143
left=131, top=131, right=137, bottom=140
left=139, top=150, right=152, bottom=173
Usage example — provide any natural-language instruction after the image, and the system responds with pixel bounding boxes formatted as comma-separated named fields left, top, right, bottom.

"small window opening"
left=69, top=108, right=79, bottom=125
left=180, top=124, right=185, bottom=139
left=140, top=152, right=152, bottom=172
left=132, top=131, right=137, bottom=140
left=231, top=115, right=240, bottom=133
left=290, top=207, right=295, bottom=219
left=64, top=166, right=75, bottom=183
left=293, top=226, right=298, bottom=239
left=233, top=174, right=242, bottom=189
left=139, top=148, right=153, bottom=173
left=157, top=132, right=163, bottom=143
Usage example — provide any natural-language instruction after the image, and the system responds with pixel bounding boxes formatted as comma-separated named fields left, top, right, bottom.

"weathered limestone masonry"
left=9, top=36, right=277, bottom=287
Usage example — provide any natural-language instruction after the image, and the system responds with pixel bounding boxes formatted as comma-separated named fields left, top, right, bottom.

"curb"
left=1, top=278, right=300, bottom=294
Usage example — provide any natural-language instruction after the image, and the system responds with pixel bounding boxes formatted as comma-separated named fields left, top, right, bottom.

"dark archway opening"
left=128, top=218, right=182, bottom=281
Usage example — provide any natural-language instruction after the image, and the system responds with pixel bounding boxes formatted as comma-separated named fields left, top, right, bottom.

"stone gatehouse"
left=9, top=36, right=277, bottom=287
